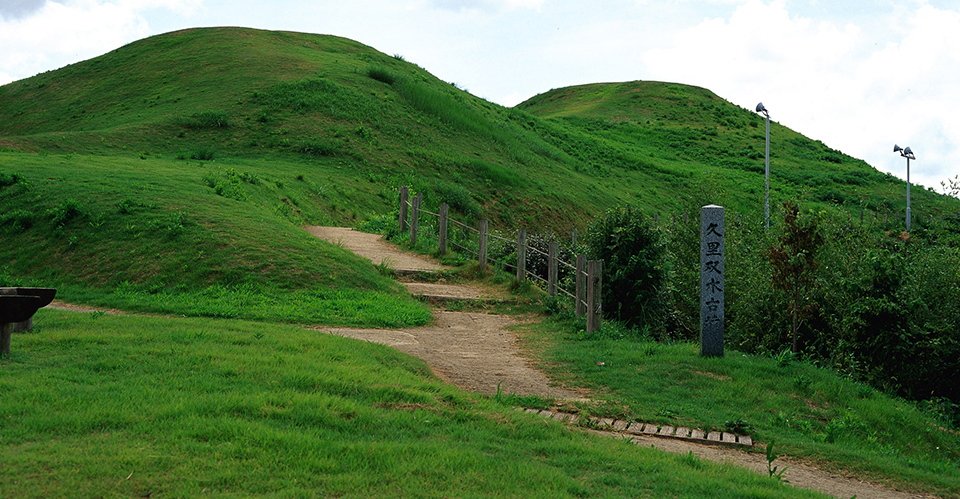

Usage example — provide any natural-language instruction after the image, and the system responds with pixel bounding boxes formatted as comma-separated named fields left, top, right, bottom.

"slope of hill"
left=1, top=26, right=958, bottom=305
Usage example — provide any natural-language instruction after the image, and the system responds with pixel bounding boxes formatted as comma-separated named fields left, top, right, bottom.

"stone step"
left=525, top=409, right=753, bottom=447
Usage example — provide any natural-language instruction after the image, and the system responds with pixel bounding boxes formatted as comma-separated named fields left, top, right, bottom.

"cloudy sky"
left=2, top=0, right=958, bottom=191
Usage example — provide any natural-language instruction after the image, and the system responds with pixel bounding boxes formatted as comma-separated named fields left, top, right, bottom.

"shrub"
left=48, top=199, right=84, bottom=228
left=521, top=232, right=579, bottom=286
left=179, top=111, right=230, bottom=129
left=765, top=202, right=823, bottom=353
left=366, top=66, right=396, bottom=85
left=0, top=209, right=33, bottom=232
left=586, top=205, right=667, bottom=330
left=0, top=172, right=23, bottom=187
left=296, top=139, right=342, bottom=157
left=433, top=181, right=481, bottom=218
left=190, top=147, right=216, bottom=161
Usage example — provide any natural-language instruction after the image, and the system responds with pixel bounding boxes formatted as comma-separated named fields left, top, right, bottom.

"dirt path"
left=304, top=226, right=448, bottom=272
left=314, top=311, right=584, bottom=400
left=304, top=226, right=576, bottom=399
left=609, top=432, right=933, bottom=499
left=306, top=226, right=937, bottom=499
left=41, top=228, right=936, bottom=499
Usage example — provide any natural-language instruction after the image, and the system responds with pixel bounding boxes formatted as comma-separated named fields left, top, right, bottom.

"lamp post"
left=756, top=102, right=770, bottom=229
left=893, top=144, right=916, bottom=231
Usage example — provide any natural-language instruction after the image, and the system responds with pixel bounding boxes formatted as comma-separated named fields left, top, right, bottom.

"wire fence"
left=398, top=186, right=603, bottom=332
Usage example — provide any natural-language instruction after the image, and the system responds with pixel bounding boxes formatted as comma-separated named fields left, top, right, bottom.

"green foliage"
left=0, top=208, right=33, bottom=232
left=178, top=111, right=230, bottom=129
left=586, top=205, right=667, bottom=329
left=520, top=232, right=579, bottom=286
left=765, top=202, right=824, bottom=352
left=254, top=77, right=384, bottom=122
left=177, top=146, right=216, bottom=160
left=202, top=167, right=247, bottom=200
left=726, top=206, right=960, bottom=405
left=435, top=181, right=482, bottom=218
left=1, top=311, right=831, bottom=499
left=48, top=198, right=84, bottom=229
left=296, top=138, right=342, bottom=157
left=766, top=443, right=791, bottom=482
left=519, top=316, right=960, bottom=496
left=0, top=171, right=24, bottom=187
left=366, top=65, right=396, bottom=85
left=816, top=237, right=960, bottom=402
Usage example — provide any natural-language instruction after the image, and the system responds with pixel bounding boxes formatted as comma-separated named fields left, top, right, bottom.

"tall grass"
left=0, top=153, right=429, bottom=327
left=0, top=310, right=828, bottom=498
left=516, top=317, right=960, bottom=498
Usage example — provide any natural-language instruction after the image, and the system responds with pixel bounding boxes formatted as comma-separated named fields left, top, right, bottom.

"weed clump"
left=0, top=172, right=24, bottom=187
left=296, top=139, right=342, bottom=157
left=178, top=111, right=230, bottom=129
left=48, top=199, right=84, bottom=228
left=0, top=209, right=33, bottom=232
left=366, top=66, right=396, bottom=85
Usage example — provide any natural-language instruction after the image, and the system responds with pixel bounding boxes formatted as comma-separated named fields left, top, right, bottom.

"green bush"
left=432, top=181, right=481, bottom=218
left=366, top=66, right=396, bottom=85
left=521, top=232, right=579, bottom=287
left=724, top=206, right=960, bottom=406
left=0, top=209, right=33, bottom=232
left=586, top=205, right=667, bottom=330
left=179, top=111, right=230, bottom=129
left=48, top=199, right=84, bottom=228
left=190, top=147, right=216, bottom=161
left=297, top=139, right=342, bottom=157
left=0, top=172, right=23, bottom=187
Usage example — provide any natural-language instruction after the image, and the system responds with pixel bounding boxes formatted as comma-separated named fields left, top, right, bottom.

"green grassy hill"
left=2, top=24, right=958, bottom=322
left=2, top=27, right=959, bottom=498
left=3, top=27, right=955, bottom=225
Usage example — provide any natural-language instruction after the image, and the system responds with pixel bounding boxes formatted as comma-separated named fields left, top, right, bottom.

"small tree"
left=586, top=205, right=667, bottom=330
left=941, top=174, right=960, bottom=198
left=765, top=202, right=823, bottom=353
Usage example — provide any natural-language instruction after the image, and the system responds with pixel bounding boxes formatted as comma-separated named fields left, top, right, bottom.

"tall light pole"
left=893, top=144, right=916, bottom=231
left=756, top=102, right=770, bottom=229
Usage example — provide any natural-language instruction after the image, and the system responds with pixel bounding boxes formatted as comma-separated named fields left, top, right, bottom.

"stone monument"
left=700, top=205, right=724, bottom=357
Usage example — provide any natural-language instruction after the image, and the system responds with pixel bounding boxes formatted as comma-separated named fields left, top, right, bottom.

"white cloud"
left=424, top=0, right=543, bottom=13
left=0, top=0, right=200, bottom=85
left=0, top=0, right=53, bottom=20
left=640, top=0, right=960, bottom=189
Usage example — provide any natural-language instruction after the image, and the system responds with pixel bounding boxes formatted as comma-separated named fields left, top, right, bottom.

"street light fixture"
left=756, top=102, right=770, bottom=229
left=893, top=144, right=916, bottom=231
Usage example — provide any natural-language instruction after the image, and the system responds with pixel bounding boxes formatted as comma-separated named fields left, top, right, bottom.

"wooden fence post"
left=576, top=255, right=586, bottom=317
left=571, top=229, right=577, bottom=246
left=438, top=204, right=449, bottom=255
left=516, top=229, right=527, bottom=282
left=548, top=241, right=558, bottom=297
left=410, top=192, right=421, bottom=246
left=587, top=259, right=602, bottom=333
left=478, top=220, right=489, bottom=270
left=398, top=186, right=409, bottom=232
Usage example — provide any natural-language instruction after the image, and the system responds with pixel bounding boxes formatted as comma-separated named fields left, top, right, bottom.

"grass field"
left=514, top=316, right=960, bottom=498
left=2, top=310, right=830, bottom=499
